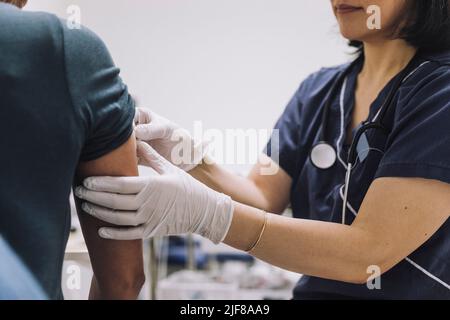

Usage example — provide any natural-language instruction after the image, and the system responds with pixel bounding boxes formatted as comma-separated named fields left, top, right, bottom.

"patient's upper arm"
left=75, top=134, right=144, bottom=299
left=62, top=21, right=143, bottom=298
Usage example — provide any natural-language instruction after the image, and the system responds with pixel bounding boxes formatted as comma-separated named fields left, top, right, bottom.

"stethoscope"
left=309, top=54, right=430, bottom=224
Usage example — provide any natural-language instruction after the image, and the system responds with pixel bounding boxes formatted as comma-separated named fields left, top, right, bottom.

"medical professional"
left=76, top=0, right=450, bottom=299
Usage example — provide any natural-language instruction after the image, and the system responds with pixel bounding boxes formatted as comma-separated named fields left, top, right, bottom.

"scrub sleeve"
left=375, top=66, right=450, bottom=185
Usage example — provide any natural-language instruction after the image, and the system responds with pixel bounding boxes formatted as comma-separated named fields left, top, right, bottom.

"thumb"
left=134, top=108, right=152, bottom=125
left=137, top=141, right=171, bottom=174
left=135, top=123, right=166, bottom=141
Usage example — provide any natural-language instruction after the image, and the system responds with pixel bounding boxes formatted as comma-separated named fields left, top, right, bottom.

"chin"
left=339, top=31, right=365, bottom=42
left=340, top=32, right=367, bottom=43
left=338, top=24, right=373, bottom=44
left=336, top=14, right=371, bottom=40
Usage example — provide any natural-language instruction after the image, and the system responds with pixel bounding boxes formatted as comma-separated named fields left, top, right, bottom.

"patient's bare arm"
left=74, top=134, right=145, bottom=300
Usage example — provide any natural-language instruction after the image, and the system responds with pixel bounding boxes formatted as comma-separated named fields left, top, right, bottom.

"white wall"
left=26, top=0, right=351, bottom=170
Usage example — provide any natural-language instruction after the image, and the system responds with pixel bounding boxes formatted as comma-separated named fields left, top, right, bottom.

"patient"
left=0, top=1, right=144, bottom=299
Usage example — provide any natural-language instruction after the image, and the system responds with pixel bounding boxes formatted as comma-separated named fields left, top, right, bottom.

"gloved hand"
left=134, top=108, right=209, bottom=172
left=75, top=141, right=234, bottom=244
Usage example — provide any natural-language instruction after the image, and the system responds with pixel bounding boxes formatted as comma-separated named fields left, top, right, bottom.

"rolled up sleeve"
left=62, top=21, right=135, bottom=162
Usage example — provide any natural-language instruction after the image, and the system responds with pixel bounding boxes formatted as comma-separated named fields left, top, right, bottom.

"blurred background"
left=25, top=0, right=351, bottom=300
left=27, top=1, right=350, bottom=166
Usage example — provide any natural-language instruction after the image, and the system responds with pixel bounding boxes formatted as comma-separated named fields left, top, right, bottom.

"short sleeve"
left=61, top=21, right=135, bottom=162
left=375, top=66, right=450, bottom=185
left=265, top=82, right=307, bottom=178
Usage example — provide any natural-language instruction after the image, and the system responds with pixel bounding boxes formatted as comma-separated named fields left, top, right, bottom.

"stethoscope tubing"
left=309, top=53, right=429, bottom=225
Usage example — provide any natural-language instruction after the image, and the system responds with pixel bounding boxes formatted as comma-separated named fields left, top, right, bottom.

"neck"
left=360, top=40, right=417, bottom=83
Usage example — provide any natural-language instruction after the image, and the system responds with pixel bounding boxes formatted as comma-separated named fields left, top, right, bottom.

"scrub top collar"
left=426, top=50, right=450, bottom=66
left=333, top=56, right=403, bottom=170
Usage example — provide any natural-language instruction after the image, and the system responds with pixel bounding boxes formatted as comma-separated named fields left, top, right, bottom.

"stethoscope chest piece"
left=310, top=142, right=337, bottom=170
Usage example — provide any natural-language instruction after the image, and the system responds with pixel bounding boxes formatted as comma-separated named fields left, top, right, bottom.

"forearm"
left=190, top=162, right=271, bottom=210
left=76, top=207, right=145, bottom=299
left=223, top=178, right=450, bottom=284
left=223, top=202, right=381, bottom=284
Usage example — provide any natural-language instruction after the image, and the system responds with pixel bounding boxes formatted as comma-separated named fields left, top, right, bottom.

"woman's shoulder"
left=403, top=50, right=450, bottom=91
left=411, top=50, right=450, bottom=84
left=294, top=61, right=353, bottom=99
left=424, top=49, right=450, bottom=67
left=304, top=62, right=349, bottom=85
left=398, top=50, right=450, bottom=116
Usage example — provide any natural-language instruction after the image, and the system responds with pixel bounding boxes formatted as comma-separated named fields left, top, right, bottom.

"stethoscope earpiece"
left=310, top=142, right=337, bottom=170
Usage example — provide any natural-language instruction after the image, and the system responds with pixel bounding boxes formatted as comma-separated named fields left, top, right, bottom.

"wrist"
left=196, top=191, right=234, bottom=244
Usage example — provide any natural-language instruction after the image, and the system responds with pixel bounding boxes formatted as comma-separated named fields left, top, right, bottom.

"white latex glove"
left=134, top=108, right=209, bottom=172
left=74, top=141, right=234, bottom=244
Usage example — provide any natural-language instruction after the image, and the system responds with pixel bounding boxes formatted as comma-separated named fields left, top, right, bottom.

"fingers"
left=134, top=108, right=166, bottom=141
left=134, top=108, right=153, bottom=125
left=83, top=176, right=149, bottom=194
left=98, top=226, right=145, bottom=240
left=136, top=141, right=170, bottom=174
left=135, top=123, right=166, bottom=140
left=75, top=187, right=141, bottom=211
left=138, top=165, right=159, bottom=177
left=82, top=203, right=142, bottom=226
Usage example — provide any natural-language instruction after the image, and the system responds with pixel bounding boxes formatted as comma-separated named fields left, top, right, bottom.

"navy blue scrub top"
left=266, top=50, right=450, bottom=299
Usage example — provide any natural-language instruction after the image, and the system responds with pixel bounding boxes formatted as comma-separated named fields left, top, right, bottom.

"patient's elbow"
left=94, top=272, right=146, bottom=300
left=115, top=272, right=146, bottom=299
left=120, top=272, right=146, bottom=298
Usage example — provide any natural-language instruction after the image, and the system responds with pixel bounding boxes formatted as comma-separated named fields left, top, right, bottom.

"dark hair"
left=350, top=0, right=450, bottom=53
left=1, top=0, right=28, bottom=8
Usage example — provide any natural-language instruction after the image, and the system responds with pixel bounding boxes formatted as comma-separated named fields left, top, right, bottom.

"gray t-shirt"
left=0, top=3, right=135, bottom=299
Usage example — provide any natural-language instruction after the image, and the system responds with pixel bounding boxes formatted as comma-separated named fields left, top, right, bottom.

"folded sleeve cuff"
left=79, top=94, right=136, bottom=162
left=375, top=162, right=450, bottom=186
